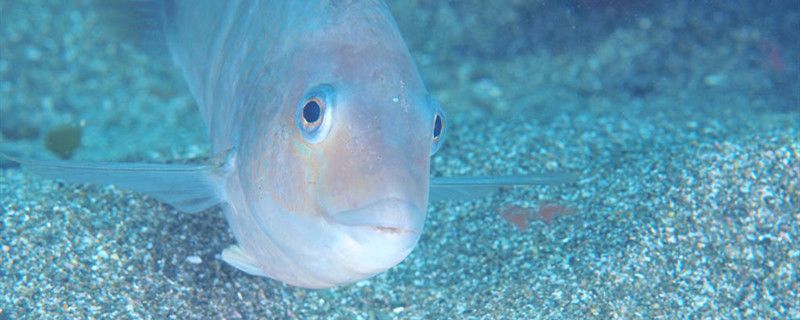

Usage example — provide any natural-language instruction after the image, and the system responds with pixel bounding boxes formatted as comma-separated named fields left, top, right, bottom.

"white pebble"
left=186, top=255, right=202, bottom=264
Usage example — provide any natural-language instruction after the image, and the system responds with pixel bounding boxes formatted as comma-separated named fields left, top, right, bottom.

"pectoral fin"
left=221, top=245, right=267, bottom=277
left=429, top=173, right=577, bottom=201
left=4, top=150, right=235, bottom=213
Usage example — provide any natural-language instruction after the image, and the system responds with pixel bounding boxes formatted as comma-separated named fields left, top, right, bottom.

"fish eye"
left=296, top=84, right=334, bottom=143
left=428, top=96, right=446, bottom=155
left=302, top=99, right=322, bottom=126
left=432, top=113, right=443, bottom=140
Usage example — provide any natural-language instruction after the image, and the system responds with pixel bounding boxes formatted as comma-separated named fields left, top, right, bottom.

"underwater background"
left=1, top=0, right=798, bottom=318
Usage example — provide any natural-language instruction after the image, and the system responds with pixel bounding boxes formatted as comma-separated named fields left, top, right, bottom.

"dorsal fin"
left=92, top=0, right=172, bottom=55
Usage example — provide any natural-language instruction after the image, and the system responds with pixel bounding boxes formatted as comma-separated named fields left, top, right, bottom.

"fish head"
left=237, top=9, right=448, bottom=287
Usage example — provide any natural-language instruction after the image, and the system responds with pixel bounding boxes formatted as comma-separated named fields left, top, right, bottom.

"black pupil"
left=303, top=100, right=321, bottom=123
left=433, top=114, right=442, bottom=138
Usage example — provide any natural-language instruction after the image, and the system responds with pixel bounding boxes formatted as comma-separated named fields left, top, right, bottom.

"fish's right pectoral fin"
left=3, top=149, right=235, bottom=214
left=221, top=245, right=267, bottom=277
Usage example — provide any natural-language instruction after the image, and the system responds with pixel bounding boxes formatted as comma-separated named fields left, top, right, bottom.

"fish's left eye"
left=433, top=113, right=443, bottom=140
left=429, top=97, right=446, bottom=155
left=296, top=84, right=335, bottom=144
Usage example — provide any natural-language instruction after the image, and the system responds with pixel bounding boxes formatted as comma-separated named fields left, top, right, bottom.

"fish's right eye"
left=296, top=84, right=335, bottom=144
left=302, top=99, right=323, bottom=127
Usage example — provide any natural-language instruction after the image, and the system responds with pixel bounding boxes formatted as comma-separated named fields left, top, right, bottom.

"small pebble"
left=186, top=255, right=202, bottom=264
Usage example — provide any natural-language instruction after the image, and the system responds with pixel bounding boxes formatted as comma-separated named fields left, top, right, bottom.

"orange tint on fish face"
left=330, top=133, right=428, bottom=206
left=259, top=36, right=433, bottom=221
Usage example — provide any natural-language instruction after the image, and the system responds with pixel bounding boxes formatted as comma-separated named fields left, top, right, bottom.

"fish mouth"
left=326, top=198, right=424, bottom=235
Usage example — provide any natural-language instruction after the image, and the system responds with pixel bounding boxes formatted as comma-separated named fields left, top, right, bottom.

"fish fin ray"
left=92, top=0, right=171, bottom=55
left=3, top=150, right=234, bottom=213
left=221, top=245, right=267, bottom=277
left=429, top=173, right=577, bottom=201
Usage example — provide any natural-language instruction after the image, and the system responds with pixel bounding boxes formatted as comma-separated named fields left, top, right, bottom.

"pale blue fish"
left=10, top=0, right=575, bottom=288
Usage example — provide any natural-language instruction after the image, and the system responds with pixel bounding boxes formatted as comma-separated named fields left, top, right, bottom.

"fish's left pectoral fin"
left=221, top=245, right=267, bottom=277
left=429, top=173, right=577, bottom=202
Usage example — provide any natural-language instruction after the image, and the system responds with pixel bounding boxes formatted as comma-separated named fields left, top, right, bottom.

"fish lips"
left=326, top=198, right=425, bottom=236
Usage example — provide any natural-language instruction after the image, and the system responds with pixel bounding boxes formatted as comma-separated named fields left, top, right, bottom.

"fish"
left=7, top=0, right=575, bottom=288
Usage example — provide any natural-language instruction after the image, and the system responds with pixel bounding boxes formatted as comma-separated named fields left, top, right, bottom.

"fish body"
left=10, top=0, right=574, bottom=288
left=166, top=0, right=437, bottom=288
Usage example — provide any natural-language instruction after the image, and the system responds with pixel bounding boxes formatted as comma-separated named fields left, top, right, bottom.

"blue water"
left=1, top=0, right=798, bottom=318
